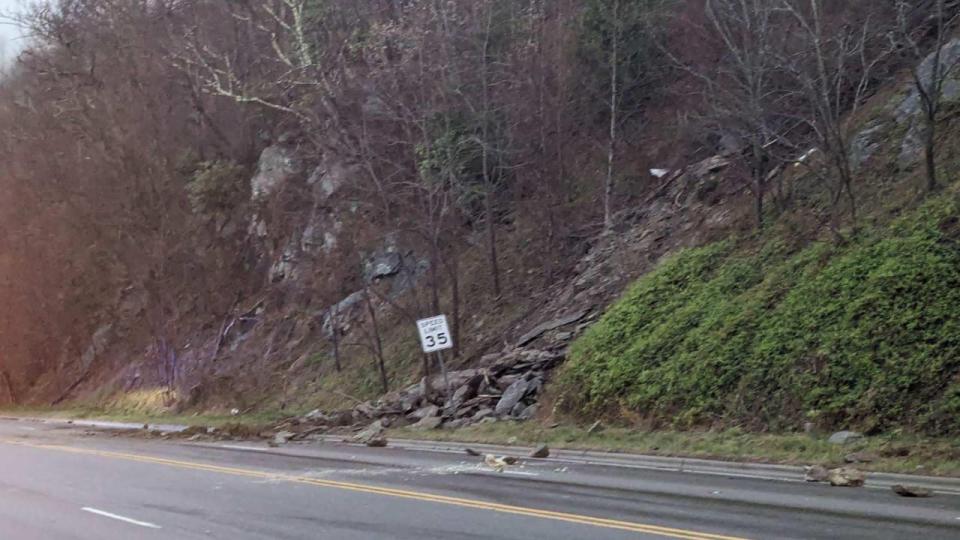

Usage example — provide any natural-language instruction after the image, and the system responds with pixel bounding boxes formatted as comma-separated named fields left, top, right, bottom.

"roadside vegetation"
left=558, top=191, right=960, bottom=436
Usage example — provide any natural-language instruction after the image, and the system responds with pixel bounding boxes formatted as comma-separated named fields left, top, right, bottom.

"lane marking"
left=81, top=507, right=162, bottom=529
left=6, top=439, right=749, bottom=540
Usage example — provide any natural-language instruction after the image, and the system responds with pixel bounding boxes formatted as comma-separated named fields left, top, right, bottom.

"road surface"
left=0, top=418, right=957, bottom=539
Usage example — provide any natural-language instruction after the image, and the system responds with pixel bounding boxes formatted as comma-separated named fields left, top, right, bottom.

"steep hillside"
left=1, top=0, right=958, bottom=445
left=558, top=194, right=960, bottom=435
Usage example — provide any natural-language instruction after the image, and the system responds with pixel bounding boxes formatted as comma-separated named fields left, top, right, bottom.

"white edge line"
left=82, top=507, right=162, bottom=529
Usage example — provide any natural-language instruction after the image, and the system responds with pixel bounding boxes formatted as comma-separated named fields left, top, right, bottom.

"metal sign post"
left=416, top=315, right=454, bottom=395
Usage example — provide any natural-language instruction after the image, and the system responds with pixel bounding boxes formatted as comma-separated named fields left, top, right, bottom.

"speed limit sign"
left=416, top=315, right=453, bottom=353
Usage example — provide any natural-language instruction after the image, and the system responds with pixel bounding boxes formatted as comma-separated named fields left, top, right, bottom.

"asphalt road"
left=0, top=419, right=958, bottom=539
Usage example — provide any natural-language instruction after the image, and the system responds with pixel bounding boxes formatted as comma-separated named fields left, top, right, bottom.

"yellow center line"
left=1, top=438, right=751, bottom=540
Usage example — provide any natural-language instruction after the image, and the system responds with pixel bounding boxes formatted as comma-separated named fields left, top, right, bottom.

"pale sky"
left=0, top=0, right=32, bottom=63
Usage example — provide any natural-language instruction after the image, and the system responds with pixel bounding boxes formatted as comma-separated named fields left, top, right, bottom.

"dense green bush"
left=559, top=193, right=960, bottom=434
left=186, top=160, right=248, bottom=219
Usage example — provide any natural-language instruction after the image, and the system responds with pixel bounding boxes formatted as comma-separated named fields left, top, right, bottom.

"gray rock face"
left=898, top=126, right=925, bottom=169
left=894, top=39, right=960, bottom=167
left=251, top=145, right=302, bottom=202
left=269, top=242, right=300, bottom=283
left=828, top=431, right=863, bottom=445
left=365, top=251, right=402, bottom=281
left=306, top=158, right=354, bottom=200
left=849, top=120, right=887, bottom=171
left=495, top=379, right=531, bottom=416
left=320, top=291, right=366, bottom=338
left=81, top=323, right=114, bottom=373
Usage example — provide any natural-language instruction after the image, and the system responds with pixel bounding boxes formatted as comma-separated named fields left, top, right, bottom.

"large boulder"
left=828, top=431, right=863, bottom=445
left=352, top=420, right=387, bottom=446
left=495, top=379, right=531, bottom=416
left=895, top=39, right=960, bottom=166
left=408, top=405, right=440, bottom=421
left=828, top=467, right=866, bottom=488
left=411, top=415, right=443, bottom=430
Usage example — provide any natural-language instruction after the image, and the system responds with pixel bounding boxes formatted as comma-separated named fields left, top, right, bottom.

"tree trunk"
left=752, top=141, right=766, bottom=230
left=0, top=371, right=16, bottom=405
left=429, top=236, right=441, bottom=313
left=363, top=288, right=388, bottom=394
left=924, top=120, right=938, bottom=192
left=604, top=0, right=620, bottom=232
left=485, top=190, right=501, bottom=298
left=449, top=247, right=462, bottom=359
left=329, top=305, right=342, bottom=372
left=755, top=180, right=764, bottom=230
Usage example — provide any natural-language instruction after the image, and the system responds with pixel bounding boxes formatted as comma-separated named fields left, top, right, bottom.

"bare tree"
left=581, top=0, right=667, bottom=231
left=896, top=0, right=960, bottom=192
left=669, top=0, right=793, bottom=229
left=778, top=0, right=895, bottom=229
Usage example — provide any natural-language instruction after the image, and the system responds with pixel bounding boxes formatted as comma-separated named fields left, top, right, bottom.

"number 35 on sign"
left=416, top=315, right=453, bottom=354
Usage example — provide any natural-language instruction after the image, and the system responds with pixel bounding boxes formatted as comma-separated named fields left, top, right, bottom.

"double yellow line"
left=4, top=439, right=750, bottom=540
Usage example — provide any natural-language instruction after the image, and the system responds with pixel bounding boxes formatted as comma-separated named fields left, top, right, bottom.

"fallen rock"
left=844, top=451, right=878, bottom=464
left=180, top=425, right=210, bottom=439
left=495, top=379, right=531, bottom=416
left=517, top=404, right=538, bottom=420
left=465, top=448, right=483, bottom=457
left=516, top=310, right=589, bottom=347
left=891, top=485, right=932, bottom=498
left=443, top=419, right=469, bottom=430
left=365, top=437, right=388, bottom=448
left=445, top=382, right=478, bottom=414
left=472, top=408, right=494, bottom=422
left=483, top=454, right=519, bottom=473
left=529, top=444, right=551, bottom=459
left=828, top=467, right=866, bottom=487
left=408, top=405, right=440, bottom=421
left=304, top=409, right=329, bottom=422
left=804, top=465, right=830, bottom=483
left=273, top=430, right=295, bottom=446
left=352, top=420, right=385, bottom=445
left=828, top=431, right=863, bottom=445
left=399, top=392, right=422, bottom=413
left=411, top=416, right=443, bottom=430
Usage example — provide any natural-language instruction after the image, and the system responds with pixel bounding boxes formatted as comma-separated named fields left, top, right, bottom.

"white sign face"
left=416, top=315, right=453, bottom=353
